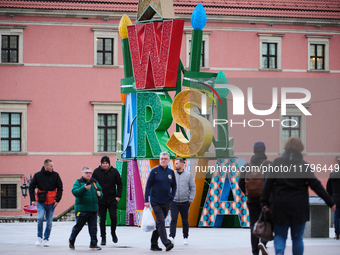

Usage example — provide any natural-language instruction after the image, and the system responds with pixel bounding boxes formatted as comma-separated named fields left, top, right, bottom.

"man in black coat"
left=92, top=156, right=123, bottom=245
left=29, top=159, right=63, bottom=247
left=327, top=167, right=340, bottom=239
left=238, top=141, right=272, bottom=255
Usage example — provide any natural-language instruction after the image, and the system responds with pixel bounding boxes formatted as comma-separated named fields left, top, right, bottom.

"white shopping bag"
left=141, top=207, right=156, bottom=232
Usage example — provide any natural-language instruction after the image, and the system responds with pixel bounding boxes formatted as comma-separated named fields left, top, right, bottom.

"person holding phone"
left=69, top=167, right=103, bottom=250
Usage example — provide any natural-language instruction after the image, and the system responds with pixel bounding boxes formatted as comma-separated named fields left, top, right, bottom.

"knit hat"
left=100, top=156, right=110, bottom=165
left=254, top=141, right=266, bottom=152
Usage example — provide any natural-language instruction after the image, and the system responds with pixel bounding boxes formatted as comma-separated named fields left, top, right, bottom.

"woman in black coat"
left=261, top=137, right=335, bottom=255
left=326, top=169, right=340, bottom=239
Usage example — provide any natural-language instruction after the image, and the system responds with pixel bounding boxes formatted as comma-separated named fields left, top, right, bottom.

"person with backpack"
left=261, top=137, right=335, bottom=255
left=238, top=141, right=272, bottom=255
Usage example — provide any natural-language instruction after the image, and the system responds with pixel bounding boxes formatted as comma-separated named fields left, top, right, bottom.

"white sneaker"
left=183, top=238, right=189, bottom=245
left=35, top=237, right=42, bottom=246
left=168, top=236, right=175, bottom=244
left=43, top=239, right=49, bottom=247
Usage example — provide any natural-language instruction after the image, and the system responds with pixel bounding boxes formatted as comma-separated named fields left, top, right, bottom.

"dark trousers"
left=170, top=201, right=190, bottom=238
left=151, top=200, right=172, bottom=247
left=69, top=212, right=98, bottom=247
left=98, top=203, right=117, bottom=238
left=248, top=202, right=268, bottom=255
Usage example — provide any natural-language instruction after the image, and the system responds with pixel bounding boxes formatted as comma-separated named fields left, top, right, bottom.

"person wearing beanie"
left=92, top=156, right=123, bottom=245
left=238, top=142, right=272, bottom=255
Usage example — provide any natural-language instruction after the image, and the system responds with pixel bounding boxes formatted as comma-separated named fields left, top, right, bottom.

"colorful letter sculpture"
left=199, top=158, right=249, bottom=227
left=118, top=2, right=250, bottom=229
left=137, top=92, right=173, bottom=158
left=126, top=160, right=144, bottom=226
left=123, top=93, right=137, bottom=158
left=127, top=20, right=184, bottom=90
left=137, top=0, right=175, bottom=22
left=167, top=89, right=213, bottom=157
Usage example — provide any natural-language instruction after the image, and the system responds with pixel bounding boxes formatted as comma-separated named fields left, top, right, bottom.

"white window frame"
left=91, top=101, right=122, bottom=154
left=0, top=26, right=25, bottom=65
left=185, top=31, right=211, bottom=69
left=278, top=104, right=310, bottom=153
left=258, top=33, right=284, bottom=71
left=92, top=28, right=119, bottom=67
left=0, top=100, right=31, bottom=154
left=0, top=174, right=23, bottom=211
left=306, top=35, right=331, bottom=72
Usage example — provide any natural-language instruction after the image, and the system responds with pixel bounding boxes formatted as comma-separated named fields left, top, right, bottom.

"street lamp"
left=20, top=183, right=29, bottom=198
left=20, top=175, right=32, bottom=198
left=20, top=175, right=33, bottom=216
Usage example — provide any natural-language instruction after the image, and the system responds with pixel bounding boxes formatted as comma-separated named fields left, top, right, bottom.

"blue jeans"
left=37, top=202, right=55, bottom=240
left=334, top=207, right=340, bottom=235
left=69, top=212, right=98, bottom=247
left=274, top=222, right=305, bottom=255
left=170, top=201, right=190, bottom=238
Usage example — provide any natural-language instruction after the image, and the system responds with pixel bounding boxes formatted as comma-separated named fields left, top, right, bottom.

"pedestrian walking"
left=29, top=159, right=63, bottom=247
left=238, top=141, right=272, bottom=255
left=169, top=158, right=196, bottom=245
left=326, top=166, right=340, bottom=240
left=92, top=156, right=123, bottom=246
left=145, top=152, right=177, bottom=251
left=261, top=137, right=335, bottom=255
left=69, top=167, right=103, bottom=250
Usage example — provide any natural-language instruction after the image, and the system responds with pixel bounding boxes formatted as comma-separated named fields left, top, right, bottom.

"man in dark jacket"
left=69, top=167, right=103, bottom=250
left=145, top=152, right=177, bottom=252
left=29, top=159, right=63, bottom=247
left=92, top=156, right=123, bottom=245
left=238, top=141, right=272, bottom=255
left=327, top=167, right=340, bottom=239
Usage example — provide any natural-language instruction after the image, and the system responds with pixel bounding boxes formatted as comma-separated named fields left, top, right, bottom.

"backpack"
left=245, top=160, right=266, bottom=197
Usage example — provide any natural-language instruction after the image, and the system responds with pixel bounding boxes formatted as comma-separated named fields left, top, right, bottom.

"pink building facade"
left=0, top=0, right=339, bottom=217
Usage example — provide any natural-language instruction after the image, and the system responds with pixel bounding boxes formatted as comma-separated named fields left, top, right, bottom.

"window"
left=98, top=114, right=117, bottom=152
left=96, top=38, right=113, bottom=65
left=0, top=175, right=22, bottom=211
left=262, top=43, right=277, bottom=69
left=306, top=35, right=331, bottom=71
left=310, top=44, right=324, bottom=70
left=258, top=33, right=284, bottom=70
left=0, top=100, right=30, bottom=154
left=185, top=31, right=211, bottom=69
left=278, top=104, right=309, bottom=152
left=1, top=184, right=17, bottom=209
left=91, top=101, right=122, bottom=154
left=1, top=113, right=21, bottom=152
left=1, top=35, right=18, bottom=63
left=92, top=28, right=118, bottom=67
left=0, top=26, right=25, bottom=65
left=282, top=116, right=301, bottom=144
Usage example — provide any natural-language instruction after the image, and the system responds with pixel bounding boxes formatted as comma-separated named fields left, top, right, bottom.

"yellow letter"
left=167, top=89, right=213, bottom=157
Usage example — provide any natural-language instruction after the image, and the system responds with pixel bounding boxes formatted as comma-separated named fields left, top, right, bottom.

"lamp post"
left=20, top=175, right=32, bottom=216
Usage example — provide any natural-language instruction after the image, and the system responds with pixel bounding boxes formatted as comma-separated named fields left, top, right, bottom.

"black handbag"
left=252, top=209, right=274, bottom=241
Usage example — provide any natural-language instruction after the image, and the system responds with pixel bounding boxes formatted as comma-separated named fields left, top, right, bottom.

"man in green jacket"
left=69, top=167, right=103, bottom=250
